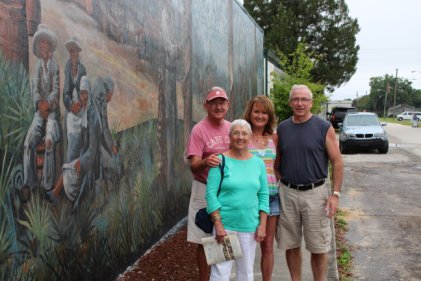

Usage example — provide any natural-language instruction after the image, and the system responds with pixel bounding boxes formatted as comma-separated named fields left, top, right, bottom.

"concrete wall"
left=0, top=1, right=263, bottom=280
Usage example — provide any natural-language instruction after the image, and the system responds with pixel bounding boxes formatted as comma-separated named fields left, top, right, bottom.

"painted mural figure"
left=22, top=24, right=60, bottom=192
left=63, top=37, right=87, bottom=162
left=47, top=76, right=100, bottom=209
left=91, top=76, right=121, bottom=182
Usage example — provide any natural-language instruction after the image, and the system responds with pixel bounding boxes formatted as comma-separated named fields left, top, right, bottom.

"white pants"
left=210, top=230, right=257, bottom=281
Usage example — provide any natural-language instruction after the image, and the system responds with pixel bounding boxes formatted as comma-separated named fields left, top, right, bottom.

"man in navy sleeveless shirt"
left=275, top=85, right=343, bottom=281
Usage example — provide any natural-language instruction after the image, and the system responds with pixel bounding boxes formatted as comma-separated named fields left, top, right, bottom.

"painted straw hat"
left=65, top=37, right=82, bottom=53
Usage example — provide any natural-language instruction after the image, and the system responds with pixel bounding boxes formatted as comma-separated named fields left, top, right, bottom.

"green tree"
left=352, top=94, right=371, bottom=112
left=413, top=89, right=421, bottom=108
left=244, top=0, right=360, bottom=91
left=271, top=43, right=326, bottom=121
left=368, top=75, right=415, bottom=116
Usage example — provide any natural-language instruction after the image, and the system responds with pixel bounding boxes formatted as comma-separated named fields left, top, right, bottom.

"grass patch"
left=335, top=209, right=353, bottom=281
left=379, top=117, right=412, bottom=126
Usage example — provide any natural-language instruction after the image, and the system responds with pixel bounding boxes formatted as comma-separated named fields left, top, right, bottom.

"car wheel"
left=378, top=141, right=389, bottom=154
left=340, top=142, right=348, bottom=154
left=398, top=117, right=403, bottom=121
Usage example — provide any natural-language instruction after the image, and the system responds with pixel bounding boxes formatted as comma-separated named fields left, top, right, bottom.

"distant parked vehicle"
left=328, top=106, right=356, bottom=129
left=339, top=112, right=389, bottom=154
left=396, top=111, right=421, bottom=121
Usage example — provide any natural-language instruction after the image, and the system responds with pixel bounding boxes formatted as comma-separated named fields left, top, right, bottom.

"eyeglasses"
left=231, top=131, right=250, bottom=137
left=291, top=97, right=312, bottom=103
left=207, top=100, right=228, bottom=107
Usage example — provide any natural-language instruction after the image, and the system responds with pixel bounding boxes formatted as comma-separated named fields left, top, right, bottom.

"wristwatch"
left=333, top=191, right=340, bottom=198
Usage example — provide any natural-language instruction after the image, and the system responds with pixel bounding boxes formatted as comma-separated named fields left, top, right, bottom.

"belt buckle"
left=296, top=183, right=305, bottom=190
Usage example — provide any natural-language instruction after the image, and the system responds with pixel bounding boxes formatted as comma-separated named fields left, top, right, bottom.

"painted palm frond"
left=0, top=51, right=32, bottom=155
left=17, top=194, right=53, bottom=257
left=0, top=212, right=13, bottom=268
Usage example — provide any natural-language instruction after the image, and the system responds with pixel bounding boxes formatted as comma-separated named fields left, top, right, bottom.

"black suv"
left=329, top=107, right=356, bottom=129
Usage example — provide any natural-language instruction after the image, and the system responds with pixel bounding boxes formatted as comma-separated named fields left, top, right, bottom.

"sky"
left=331, top=0, right=421, bottom=101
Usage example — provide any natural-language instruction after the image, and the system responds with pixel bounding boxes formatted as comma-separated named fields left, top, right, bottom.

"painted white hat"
left=80, top=76, right=90, bottom=92
left=32, top=24, right=57, bottom=58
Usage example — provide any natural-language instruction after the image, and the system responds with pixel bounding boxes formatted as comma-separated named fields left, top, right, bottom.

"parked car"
left=339, top=112, right=388, bottom=154
left=329, top=106, right=356, bottom=128
left=396, top=111, right=421, bottom=121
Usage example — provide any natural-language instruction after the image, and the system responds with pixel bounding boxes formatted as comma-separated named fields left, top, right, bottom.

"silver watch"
left=333, top=191, right=340, bottom=198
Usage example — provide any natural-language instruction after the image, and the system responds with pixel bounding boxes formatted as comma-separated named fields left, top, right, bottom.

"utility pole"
left=383, top=82, right=390, bottom=118
left=393, top=68, right=398, bottom=117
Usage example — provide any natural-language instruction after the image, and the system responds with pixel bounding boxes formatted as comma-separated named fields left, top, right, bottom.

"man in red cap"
left=185, top=86, right=230, bottom=280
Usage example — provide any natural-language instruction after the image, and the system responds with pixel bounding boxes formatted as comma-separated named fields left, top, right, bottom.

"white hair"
left=289, top=84, right=313, bottom=100
left=230, top=119, right=252, bottom=136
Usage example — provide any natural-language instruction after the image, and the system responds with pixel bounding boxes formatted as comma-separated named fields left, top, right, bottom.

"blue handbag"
left=195, top=154, right=225, bottom=234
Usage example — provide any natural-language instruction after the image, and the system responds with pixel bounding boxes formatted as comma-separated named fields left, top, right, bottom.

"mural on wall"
left=0, top=0, right=263, bottom=280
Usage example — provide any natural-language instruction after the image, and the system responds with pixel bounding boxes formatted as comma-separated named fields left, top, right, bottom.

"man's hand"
left=46, top=139, right=52, bottom=150
left=38, top=100, right=50, bottom=120
left=75, top=159, right=81, bottom=176
left=71, top=102, right=82, bottom=114
left=325, top=196, right=339, bottom=218
left=205, top=154, right=221, bottom=168
left=112, top=145, right=118, bottom=156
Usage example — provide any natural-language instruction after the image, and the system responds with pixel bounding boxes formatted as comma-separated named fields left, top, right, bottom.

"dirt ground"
left=116, top=221, right=350, bottom=281
left=116, top=226, right=200, bottom=281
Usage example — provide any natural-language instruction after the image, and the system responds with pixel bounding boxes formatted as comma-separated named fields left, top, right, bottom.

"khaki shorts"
left=187, top=180, right=212, bottom=244
left=276, top=181, right=332, bottom=254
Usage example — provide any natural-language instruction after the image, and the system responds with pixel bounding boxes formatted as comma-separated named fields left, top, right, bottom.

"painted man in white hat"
left=63, top=37, right=87, bottom=162
left=22, top=23, right=60, bottom=192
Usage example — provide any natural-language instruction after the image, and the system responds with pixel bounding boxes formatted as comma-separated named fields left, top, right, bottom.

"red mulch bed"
left=116, top=226, right=199, bottom=281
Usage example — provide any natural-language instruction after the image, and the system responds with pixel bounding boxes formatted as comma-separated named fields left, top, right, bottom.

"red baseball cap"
left=205, top=87, right=228, bottom=102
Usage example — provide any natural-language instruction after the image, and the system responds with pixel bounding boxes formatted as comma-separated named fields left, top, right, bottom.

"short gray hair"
left=230, top=119, right=252, bottom=136
left=289, top=84, right=313, bottom=100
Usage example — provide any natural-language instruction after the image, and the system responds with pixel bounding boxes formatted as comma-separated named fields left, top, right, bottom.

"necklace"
left=252, top=134, right=268, bottom=147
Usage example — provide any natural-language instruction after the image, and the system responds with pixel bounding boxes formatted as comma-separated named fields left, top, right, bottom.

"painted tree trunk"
left=26, top=0, right=41, bottom=35
left=0, top=0, right=30, bottom=69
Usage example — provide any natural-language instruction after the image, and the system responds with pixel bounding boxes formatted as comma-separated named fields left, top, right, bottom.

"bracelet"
left=211, top=213, right=222, bottom=223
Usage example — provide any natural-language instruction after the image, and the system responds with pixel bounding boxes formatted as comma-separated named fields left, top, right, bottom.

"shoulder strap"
left=217, top=154, right=225, bottom=196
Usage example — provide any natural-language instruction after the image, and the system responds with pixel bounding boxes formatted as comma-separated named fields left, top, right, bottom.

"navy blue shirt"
left=277, top=115, right=330, bottom=185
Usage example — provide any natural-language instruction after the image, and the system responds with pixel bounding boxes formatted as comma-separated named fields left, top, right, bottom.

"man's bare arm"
left=189, top=154, right=221, bottom=174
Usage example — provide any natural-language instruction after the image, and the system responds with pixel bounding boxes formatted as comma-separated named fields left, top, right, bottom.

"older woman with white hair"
left=205, top=119, right=269, bottom=281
